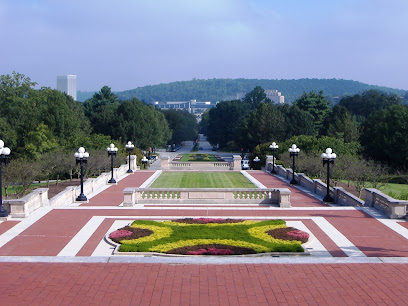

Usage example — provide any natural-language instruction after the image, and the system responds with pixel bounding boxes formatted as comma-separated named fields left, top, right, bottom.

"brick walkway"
left=0, top=170, right=407, bottom=304
left=0, top=262, right=407, bottom=305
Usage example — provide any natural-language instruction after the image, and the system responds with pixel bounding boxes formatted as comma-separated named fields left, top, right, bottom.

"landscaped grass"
left=109, top=219, right=308, bottom=255
left=178, top=154, right=220, bottom=162
left=150, top=172, right=255, bottom=188
left=341, top=180, right=408, bottom=200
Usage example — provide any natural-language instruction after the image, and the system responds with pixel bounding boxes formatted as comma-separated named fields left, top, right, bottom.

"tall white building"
left=57, top=75, right=77, bottom=101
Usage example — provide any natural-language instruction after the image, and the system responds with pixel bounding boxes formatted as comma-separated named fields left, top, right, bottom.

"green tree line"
left=203, top=86, right=408, bottom=170
left=77, top=78, right=407, bottom=103
left=0, top=72, right=198, bottom=197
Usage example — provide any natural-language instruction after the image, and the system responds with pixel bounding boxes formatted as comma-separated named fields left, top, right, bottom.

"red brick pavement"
left=248, top=171, right=327, bottom=207
left=0, top=262, right=407, bottom=305
left=0, top=220, right=19, bottom=235
left=1, top=208, right=408, bottom=257
left=82, top=171, right=156, bottom=206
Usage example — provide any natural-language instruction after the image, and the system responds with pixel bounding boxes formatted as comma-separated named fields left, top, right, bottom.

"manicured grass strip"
left=178, top=154, right=220, bottom=162
left=117, top=219, right=305, bottom=253
left=150, top=172, right=255, bottom=188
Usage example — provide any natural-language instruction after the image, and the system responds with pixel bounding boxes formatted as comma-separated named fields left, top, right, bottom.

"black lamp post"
left=269, top=142, right=279, bottom=174
left=125, top=141, right=134, bottom=173
left=74, top=147, right=89, bottom=202
left=0, top=140, right=11, bottom=217
left=141, top=156, right=148, bottom=169
left=288, top=144, right=300, bottom=184
left=321, top=148, right=336, bottom=202
left=107, top=143, right=118, bottom=183
left=253, top=156, right=260, bottom=170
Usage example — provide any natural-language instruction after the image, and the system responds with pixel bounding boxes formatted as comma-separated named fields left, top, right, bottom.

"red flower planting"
left=109, top=230, right=133, bottom=239
left=187, top=248, right=235, bottom=255
left=286, top=230, right=309, bottom=240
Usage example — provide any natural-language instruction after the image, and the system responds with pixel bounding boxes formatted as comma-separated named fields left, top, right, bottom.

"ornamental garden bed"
left=178, top=154, right=224, bottom=162
left=107, top=219, right=310, bottom=256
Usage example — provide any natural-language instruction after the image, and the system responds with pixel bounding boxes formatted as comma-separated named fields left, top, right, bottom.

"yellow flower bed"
left=148, top=239, right=270, bottom=253
left=248, top=225, right=302, bottom=246
left=120, top=224, right=173, bottom=245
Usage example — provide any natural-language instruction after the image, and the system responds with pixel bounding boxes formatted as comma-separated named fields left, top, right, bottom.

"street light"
left=74, top=147, right=89, bottom=202
left=321, top=148, right=337, bottom=202
left=269, top=142, right=279, bottom=174
left=0, top=140, right=11, bottom=217
left=253, top=156, right=260, bottom=170
left=141, top=156, right=148, bottom=169
left=288, top=144, right=300, bottom=184
left=125, top=141, right=134, bottom=173
left=107, top=143, right=118, bottom=183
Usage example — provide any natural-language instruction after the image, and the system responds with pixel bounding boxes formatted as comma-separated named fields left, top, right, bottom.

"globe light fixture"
left=74, top=147, right=89, bottom=202
left=288, top=144, right=300, bottom=184
left=107, top=143, right=118, bottom=183
left=0, top=140, right=11, bottom=217
left=125, top=141, right=135, bottom=173
left=321, top=148, right=337, bottom=202
left=269, top=142, right=279, bottom=174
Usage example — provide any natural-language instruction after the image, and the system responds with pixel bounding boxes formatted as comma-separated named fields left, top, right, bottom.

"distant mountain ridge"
left=77, top=78, right=407, bottom=103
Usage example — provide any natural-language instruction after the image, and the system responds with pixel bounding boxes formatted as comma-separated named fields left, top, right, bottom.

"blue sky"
left=0, top=0, right=407, bottom=91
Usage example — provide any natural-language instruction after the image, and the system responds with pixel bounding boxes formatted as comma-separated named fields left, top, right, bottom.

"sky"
left=0, top=0, right=407, bottom=91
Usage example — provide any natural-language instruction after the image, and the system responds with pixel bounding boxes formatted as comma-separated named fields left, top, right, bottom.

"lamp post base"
left=76, top=193, right=88, bottom=202
left=0, top=207, right=8, bottom=217
left=127, top=169, right=133, bottom=173
left=323, top=194, right=334, bottom=202
left=290, top=178, right=297, bottom=185
left=271, top=169, right=277, bottom=174
left=108, top=178, right=117, bottom=184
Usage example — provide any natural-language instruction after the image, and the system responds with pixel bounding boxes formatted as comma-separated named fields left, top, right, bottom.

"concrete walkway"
left=0, top=169, right=407, bottom=304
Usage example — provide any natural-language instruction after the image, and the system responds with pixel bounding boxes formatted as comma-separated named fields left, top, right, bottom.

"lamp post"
left=125, top=141, right=134, bottom=173
left=321, top=148, right=336, bottom=202
left=0, top=140, right=11, bottom=217
left=253, top=156, right=260, bottom=170
left=141, top=156, right=148, bottom=169
left=74, top=147, right=89, bottom=202
left=107, top=143, right=118, bottom=183
left=269, top=142, right=279, bottom=174
left=288, top=144, right=300, bottom=184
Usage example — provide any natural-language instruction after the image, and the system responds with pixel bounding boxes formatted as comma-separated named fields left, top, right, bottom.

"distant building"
left=57, top=75, right=77, bottom=100
left=154, top=100, right=218, bottom=114
left=265, top=89, right=284, bottom=104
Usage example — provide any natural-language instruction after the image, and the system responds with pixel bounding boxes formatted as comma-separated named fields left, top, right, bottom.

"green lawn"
left=178, top=154, right=220, bottom=162
left=150, top=172, right=255, bottom=188
left=369, top=183, right=408, bottom=200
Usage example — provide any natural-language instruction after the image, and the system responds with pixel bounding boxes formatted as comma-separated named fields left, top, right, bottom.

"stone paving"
left=0, top=169, right=407, bottom=305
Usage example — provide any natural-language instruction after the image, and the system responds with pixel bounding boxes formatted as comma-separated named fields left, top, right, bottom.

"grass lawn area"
left=341, top=180, right=408, bottom=199
left=150, top=172, right=255, bottom=188
left=110, top=219, right=308, bottom=254
left=370, top=183, right=408, bottom=199
left=178, top=154, right=220, bottom=162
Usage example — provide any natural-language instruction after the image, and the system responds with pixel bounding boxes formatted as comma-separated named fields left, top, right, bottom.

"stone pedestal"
left=232, top=155, right=242, bottom=171
left=128, top=155, right=137, bottom=171
left=161, top=155, right=170, bottom=170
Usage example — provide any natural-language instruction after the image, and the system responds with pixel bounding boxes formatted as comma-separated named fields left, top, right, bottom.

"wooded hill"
left=77, top=78, right=407, bottom=103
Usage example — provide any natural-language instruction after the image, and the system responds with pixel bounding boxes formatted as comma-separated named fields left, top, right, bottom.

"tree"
left=206, top=100, right=249, bottom=149
left=339, top=90, right=401, bottom=123
left=162, top=109, right=198, bottom=145
left=320, top=105, right=359, bottom=143
left=293, top=91, right=330, bottom=134
left=238, top=103, right=285, bottom=150
left=243, top=86, right=272, bottom=109
left=360, top=104, right=408, bottom=168
left=278, top=104, right=315, bottom=139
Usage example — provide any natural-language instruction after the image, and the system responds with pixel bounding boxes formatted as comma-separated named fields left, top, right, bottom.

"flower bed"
left=109, top=219, right=309, bottom=255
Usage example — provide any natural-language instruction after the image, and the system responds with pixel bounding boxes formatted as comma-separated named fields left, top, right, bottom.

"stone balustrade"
left=268, top=162, right=406, bottom=218
left=365, top=188, right=408, bottom=219
left=3, top=160, right=136, bottom=218
left=161, top=155, right=241, bottom=171
left=123, top=187, right=291, bottom=208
